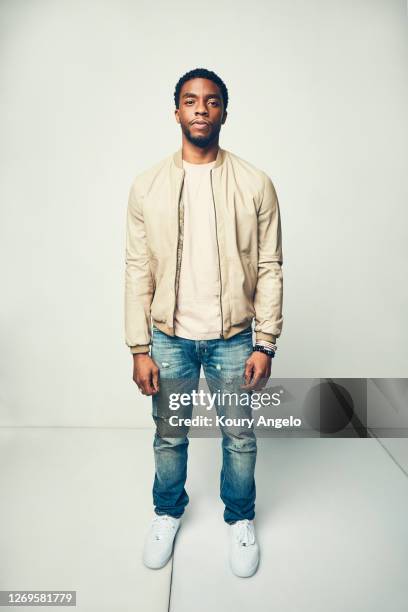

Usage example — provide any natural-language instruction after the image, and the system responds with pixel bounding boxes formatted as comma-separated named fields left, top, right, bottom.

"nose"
left=195, top=102, right=208, bottom=116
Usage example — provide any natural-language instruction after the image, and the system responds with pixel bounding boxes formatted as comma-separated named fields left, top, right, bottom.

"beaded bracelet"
left=253, top=345, right=276, bottom=358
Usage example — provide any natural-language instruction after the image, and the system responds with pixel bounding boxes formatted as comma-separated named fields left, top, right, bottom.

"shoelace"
left=151, top=515, right=177, bottom=541
left=234, top=519, right=256, bottom=547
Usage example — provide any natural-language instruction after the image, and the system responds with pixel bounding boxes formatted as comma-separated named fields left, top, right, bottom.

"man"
left=124, top=67, right=283, bottom=578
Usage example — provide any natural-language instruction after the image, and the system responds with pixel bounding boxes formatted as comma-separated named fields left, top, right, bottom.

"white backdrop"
left=1, top=0, right=407, bottom=427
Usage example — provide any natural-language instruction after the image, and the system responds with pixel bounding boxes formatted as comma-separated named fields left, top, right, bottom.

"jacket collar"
left=172, top=145, right=227, bottom=170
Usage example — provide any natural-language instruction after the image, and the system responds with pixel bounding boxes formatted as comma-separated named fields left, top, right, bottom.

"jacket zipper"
left=210, top=169, right=224, bottom=339
left=173, top=174, right=185, bottom=331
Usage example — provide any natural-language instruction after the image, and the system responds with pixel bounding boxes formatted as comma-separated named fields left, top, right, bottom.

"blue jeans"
left=150, top=324, right=257, bottom=524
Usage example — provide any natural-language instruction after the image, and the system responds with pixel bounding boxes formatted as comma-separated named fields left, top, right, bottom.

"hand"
left=240, top=351, right=272, bottom=391
left=133, top=353, right=160, bottom=395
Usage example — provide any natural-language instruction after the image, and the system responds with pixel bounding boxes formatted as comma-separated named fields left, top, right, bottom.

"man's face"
left=175, top=78, right=227, bottom=148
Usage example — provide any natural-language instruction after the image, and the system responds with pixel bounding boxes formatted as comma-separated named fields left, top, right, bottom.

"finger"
left=241, top=365, right=254, bottom=389
left=253, top=371, right=270, bottom=391
left=139, top=377, right=154, bottom=395
left=240, top=363, right=255, bottom=389
left=243, top=369, right=263, bottom=391
left=152, top=369, right=160, bottom=393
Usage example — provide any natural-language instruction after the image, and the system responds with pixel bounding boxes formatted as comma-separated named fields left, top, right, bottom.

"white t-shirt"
left=173, top=159, right=223, bottom=340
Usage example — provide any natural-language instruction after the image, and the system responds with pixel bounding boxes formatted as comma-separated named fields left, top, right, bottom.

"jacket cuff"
left=130, top=345, right=150, bottom=355
left=255, top=332, right=277, bottom=344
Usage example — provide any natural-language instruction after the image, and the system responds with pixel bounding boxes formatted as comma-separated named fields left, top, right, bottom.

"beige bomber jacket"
left=125, top=146, right=283, bottom=354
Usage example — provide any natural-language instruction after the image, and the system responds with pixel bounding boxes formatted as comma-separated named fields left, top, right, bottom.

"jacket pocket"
left=230, top=296, right=255, bottom=325
left=229, top=255, right=256, bottom=325
left=150, top=259, right=172, bottom=324
left=148, top=256, right=159, bottom=294
left=246, top=259, right=257, bottom=293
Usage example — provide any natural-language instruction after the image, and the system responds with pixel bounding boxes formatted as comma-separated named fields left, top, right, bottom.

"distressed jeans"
left=150, top=324, right=257, bottom=524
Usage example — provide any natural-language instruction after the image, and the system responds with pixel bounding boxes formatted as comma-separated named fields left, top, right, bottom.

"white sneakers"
left=142, top=514, right=181, bottom=569
left=142, top=515, right=260, bottom=577
left=228, top=519, right=260, bottom=577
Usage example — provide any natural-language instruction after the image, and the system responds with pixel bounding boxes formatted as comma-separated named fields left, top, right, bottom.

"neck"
left=181, top=137, right=219, bottom=164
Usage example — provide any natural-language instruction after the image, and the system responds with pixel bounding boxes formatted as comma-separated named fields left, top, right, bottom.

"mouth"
left=191, top=120, right=210, bottom=130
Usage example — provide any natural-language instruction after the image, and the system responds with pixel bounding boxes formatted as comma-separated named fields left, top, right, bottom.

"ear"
left=174, top=108, right=180, bottom=124
left=222, top=110, right=228, bottom=125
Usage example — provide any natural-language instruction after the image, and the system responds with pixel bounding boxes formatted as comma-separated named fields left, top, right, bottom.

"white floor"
left=0, top=428, right=171, bottom=612
left=1, top=429, right=407, bottom=612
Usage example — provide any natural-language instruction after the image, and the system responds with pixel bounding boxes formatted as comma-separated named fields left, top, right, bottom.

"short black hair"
left=174, top=68, right=229, bottom=111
